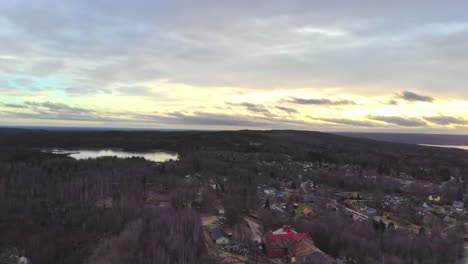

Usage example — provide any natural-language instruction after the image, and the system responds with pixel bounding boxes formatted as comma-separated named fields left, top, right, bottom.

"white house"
left=209, top=226, right=230, bottom=245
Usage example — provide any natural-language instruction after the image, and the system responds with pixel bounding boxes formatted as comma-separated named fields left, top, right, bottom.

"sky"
left=1, top=1, right=468, bottom=133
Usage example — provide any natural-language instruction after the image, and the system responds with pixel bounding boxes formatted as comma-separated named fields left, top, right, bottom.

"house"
left=417, top=208, right=429, bottom=216
left=217, top=208, right=225, bottom=215
left=352, top=213, right=366, bottom=221
left=431, top=206, right=446, bottom=215
left=303, top=208, right=313, bottom=217
left=18, top=257, right=30, bottom=264
left=429, top=195, right=441, bottom=202
left=384, top=195, right=406, bottom=207
left=337, top=192, right=360, bottom=200
left=452, top=201, right=464, bottom=211
left=263, top=225, right=310, bottom=258
left=281, top=203, right=288, bottom=210
left=348, top=192, right=361, bottom=199
left=443, top=215, right=457, bottom=224
left=295, top=204, right=314, bottom=217
left=408, top=224, right=423, bottom=235
left=335, top=192, right=346, bottom=199
left=276, top=192, right=285, bottom=198
left=289, top=239, right=337, bottom=264
left=209, top=226, right=230, bottom=245
left=223, top=227, right=233, bottom=238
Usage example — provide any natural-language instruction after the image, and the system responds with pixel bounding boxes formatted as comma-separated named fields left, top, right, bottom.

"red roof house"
left=263, top=225, right=310, bottom=258
left=289, top=239, right=337, bottom=264
left=303, top=208, right=313, bottom=216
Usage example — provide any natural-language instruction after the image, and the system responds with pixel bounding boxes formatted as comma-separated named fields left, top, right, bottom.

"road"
left=330, top=200, right=369, bottom=220
left=244, top=217, right=262, bottom=243
left=302, top=193, right=369, bottom=220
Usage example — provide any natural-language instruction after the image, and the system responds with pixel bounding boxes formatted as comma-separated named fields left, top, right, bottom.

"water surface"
left=46, top=148, right=178, bottom=162
left=420, top=144, right=468, bottom=150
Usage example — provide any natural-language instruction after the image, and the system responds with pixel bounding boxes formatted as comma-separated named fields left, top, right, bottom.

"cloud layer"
left=0, top=1, right=468, bottom=132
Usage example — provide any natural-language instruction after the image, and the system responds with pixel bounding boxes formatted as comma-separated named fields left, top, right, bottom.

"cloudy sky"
left=1, top=1, right=468, bottom=132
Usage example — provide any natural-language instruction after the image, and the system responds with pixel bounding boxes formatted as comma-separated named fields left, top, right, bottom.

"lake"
left=420, top=144, right=468, bottom=150
left=45, top=148, right=178, bottom=162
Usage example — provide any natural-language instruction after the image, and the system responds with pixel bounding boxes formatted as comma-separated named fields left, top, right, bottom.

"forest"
left=0, top=129, right=466, bottom=264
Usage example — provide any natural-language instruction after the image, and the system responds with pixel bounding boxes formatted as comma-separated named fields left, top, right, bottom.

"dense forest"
left=2, top=129, right=468, bottom=178
left=0, top=156, right=215, bottom=264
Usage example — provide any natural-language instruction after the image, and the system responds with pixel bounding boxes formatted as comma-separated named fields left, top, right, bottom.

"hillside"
left=1, top=129, right=468, bottom=181
left=336, top=132, right=468, bottom=146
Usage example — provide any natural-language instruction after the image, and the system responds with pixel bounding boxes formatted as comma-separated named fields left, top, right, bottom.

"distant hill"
left=335, top=132, right=468, bottom=146
left=1, top=129, right=468, bottom=177
left=0, top=127, right=32, bottom=136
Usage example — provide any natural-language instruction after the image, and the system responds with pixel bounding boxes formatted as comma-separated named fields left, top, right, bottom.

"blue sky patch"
left=3, top=75, right=66, bottom=90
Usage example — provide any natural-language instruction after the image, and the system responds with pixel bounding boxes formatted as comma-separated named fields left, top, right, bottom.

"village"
left=149, top=159, right=468, bottom=264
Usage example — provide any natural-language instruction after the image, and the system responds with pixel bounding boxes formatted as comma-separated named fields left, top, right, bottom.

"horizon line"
left=1, top=125, right=468, bottom=136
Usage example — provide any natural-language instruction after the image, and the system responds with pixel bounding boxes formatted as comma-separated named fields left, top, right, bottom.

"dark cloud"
left=287, top=97, right=356, bottom=105
left=1, top=102, right=309, bottom=129
left=397, top=91, right=434, bottom=102
left=424, top=115, right=467, bottom=125
left=315, top=118, right=378, bottom=127
left=369, top=115, right=427, bottom=127
left=276, top=106, right=298, bottom=114
left=1, top=110, right=119, bottom=122
left=227, top=102, right=271, bottom=114
left=0, top=102, right=118, bottom=122
left=2, top=103, right=24, bottom=108
left=25, top=101, right=94, bottom=114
